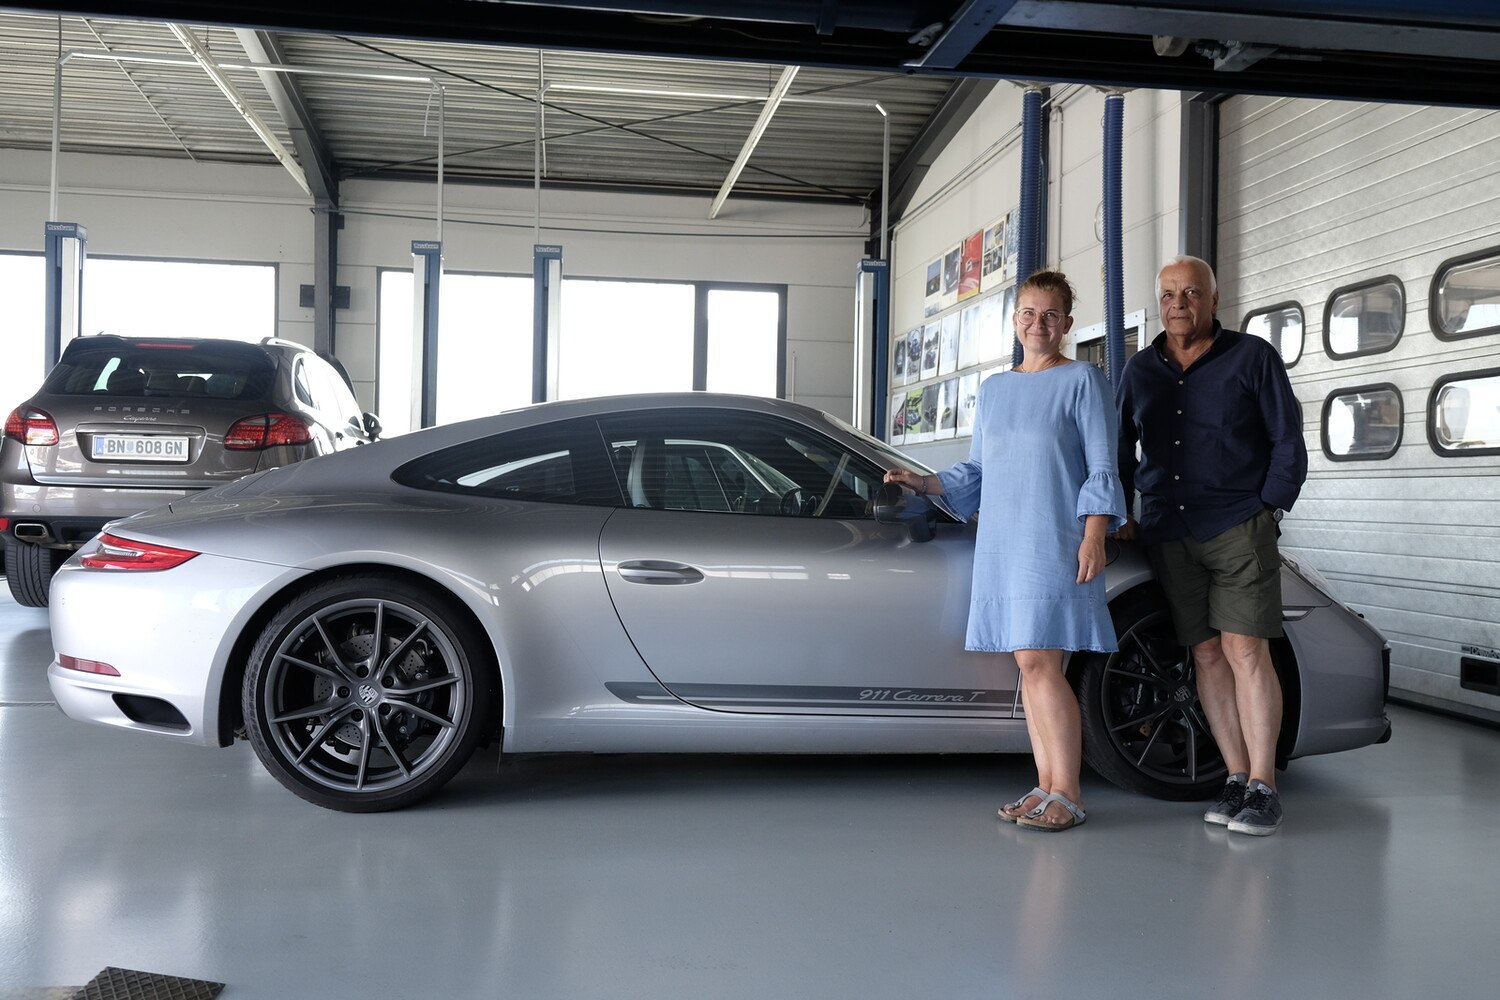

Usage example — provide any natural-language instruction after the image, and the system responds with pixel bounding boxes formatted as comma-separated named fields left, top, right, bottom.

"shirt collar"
left=1150, top=320, right=1226, bottom=372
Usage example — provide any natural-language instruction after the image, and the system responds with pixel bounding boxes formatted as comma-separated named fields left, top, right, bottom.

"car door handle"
left=617, top=560, right=704, bottom=585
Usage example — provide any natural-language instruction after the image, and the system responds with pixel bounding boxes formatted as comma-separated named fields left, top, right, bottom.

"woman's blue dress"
left=935, top=362, right=1127, bottom=652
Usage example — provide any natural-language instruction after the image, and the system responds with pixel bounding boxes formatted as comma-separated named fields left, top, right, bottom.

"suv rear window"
left=43, top=339, right=276, bottom=400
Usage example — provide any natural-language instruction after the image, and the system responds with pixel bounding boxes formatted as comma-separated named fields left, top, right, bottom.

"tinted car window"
left=392, top=420, right=619, bottom=506
left=293, top=360, right=317, bottom=407
left=598, top=409, right=883, bottom=518
left=44, top=339, right=276, bottom=400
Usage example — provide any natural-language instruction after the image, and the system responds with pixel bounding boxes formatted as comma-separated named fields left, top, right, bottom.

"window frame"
left=1322, top=275, right=1406, bottom=361
left=1426, top=366, right=1500, bottom=458
left=1241, top=300, right=1306, bottom=370
left=1320, top=381, right=1404, bottom=462
left=595, top=407, right=886, bottom=519
left=1429, top=245, right=1500, bottom=343
left=390, top=416, right=622, bottom=507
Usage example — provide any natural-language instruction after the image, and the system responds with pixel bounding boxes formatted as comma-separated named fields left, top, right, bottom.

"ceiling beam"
left=233, top=28, right=339, bottom=207
left=17, top=1, right=1500, bottom=108
left=165, top=23, right=311, bottom=197
left=708, top=65, right=799, bottom=219
left=886, top=77, right=996, bottom=224
left=905, top=1, right=1020, bottom=71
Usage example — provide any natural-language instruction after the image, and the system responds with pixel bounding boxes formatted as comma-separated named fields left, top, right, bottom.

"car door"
left=596, top=408, right=1018, bottom=718
left=299, top=356, right=371, bottom=451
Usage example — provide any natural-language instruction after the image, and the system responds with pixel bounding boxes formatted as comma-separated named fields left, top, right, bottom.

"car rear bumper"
left=4, top=481, right=197, bottom=546
left=1284, top=600, right=1392, bottom=758
left=47, top=548, right=304, bottom=747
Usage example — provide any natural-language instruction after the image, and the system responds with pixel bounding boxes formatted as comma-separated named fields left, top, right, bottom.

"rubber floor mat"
left=69, top=969, right=223, bottom=1000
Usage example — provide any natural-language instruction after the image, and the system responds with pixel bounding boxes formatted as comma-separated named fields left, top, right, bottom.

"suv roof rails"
left=260, top=336, right=313, bottom=352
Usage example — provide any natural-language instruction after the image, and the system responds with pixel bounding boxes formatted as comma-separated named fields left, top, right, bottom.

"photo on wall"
left=958, top=302, right=980, bottom=370
left=939, top=312, right=960, bottom=377
left=893, top=329, right=912, bottom=386
left=981, top=217, right=1005, bottom=292
left=958, top=230, right=983, bottom=302
left=914, top=384, right=940, bottom=443
left=924, top=258, right=943, bottom=316
left=979, top=290, right=1005, bottom=362
left=905, top=389, right=929, bottom=444
left=906, top=327, right=923, bottom=381
left=921, top=322, right=941, bottom=379
left=937, top=378, right=958, bottom=439
left=957, top=371, right=980, bottom=437
left=890, top=390, right=907, bottom=444
left=1003, top=207, right=1020, bottom=280
left=940, top=244, right=961, bottom=311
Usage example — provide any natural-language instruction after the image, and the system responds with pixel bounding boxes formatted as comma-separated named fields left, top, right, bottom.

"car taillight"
left=4, top=406, right=60, bottom=446
left=224, top=413, right=313, bottom=450
left=59, top=654, right=120, bottom=676
left=80, top=532, right=199, bottom=571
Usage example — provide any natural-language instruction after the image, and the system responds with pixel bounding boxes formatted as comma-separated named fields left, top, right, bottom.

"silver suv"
left=2, top=335, right=380, bottom=607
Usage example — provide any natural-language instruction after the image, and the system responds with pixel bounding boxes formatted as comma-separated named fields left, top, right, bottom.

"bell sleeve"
left=1074, top=367, right=1128, bottom=531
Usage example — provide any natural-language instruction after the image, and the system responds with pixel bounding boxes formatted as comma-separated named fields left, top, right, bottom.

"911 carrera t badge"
left=605, top=681, right=1014, bottom=713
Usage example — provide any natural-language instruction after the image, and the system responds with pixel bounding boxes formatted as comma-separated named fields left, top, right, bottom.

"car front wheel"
left=243, top=576, right=495, bottom=812
left=1075, top=589, right=1226, bottom=800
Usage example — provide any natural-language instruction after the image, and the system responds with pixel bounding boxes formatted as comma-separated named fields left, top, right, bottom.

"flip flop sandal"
left=1015, top=791, right=1087, bottom=832
left=998, top=786, right=1047, bottom=823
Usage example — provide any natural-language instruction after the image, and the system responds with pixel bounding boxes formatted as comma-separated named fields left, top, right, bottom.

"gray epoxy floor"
left=3, top=589, right=1499, bottom=999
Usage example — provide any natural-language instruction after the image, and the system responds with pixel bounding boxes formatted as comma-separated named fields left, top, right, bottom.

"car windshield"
left=43, top=339, right=276, bottom=401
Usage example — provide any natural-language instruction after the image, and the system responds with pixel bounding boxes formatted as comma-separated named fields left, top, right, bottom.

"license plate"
left=91, top=435, right=190, bottom=462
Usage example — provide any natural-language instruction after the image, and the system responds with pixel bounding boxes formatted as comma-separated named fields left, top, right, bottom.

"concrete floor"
left=2, top=587, right=1499, bottom=1000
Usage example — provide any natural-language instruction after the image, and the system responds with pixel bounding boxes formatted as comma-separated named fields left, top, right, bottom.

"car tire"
left=1074, top=587, right=1226, bottom=801
left=4, top=539, right=67, bottom=608
left=242, top=575, right=496, bottom=812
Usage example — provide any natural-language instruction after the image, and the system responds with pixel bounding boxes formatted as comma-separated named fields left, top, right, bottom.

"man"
left=1115, top=255, right=1308, bottom=836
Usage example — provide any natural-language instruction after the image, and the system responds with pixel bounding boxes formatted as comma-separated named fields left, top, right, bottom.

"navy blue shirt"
left=1117, top=323, right=1307, bottom=544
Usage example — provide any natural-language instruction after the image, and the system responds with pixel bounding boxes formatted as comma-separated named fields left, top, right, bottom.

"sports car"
left=47, top=393, right=1391, bottom=812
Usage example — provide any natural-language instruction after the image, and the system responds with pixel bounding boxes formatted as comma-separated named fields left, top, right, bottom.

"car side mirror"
left=362, top=412, right=382, bottom=441
left=874, top=481, right=936, bottom=543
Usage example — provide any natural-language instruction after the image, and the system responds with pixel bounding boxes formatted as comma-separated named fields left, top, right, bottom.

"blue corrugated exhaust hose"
left=1014, top=87, right=1043, bottom=368
left=1103, top=91, right=1126, bottom=392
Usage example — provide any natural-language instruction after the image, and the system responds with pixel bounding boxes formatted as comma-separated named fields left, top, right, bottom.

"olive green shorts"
left=1146, top=509, right=1284, bottom=645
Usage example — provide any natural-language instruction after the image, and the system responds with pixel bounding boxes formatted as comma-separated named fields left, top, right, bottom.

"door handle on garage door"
left=616, top=560, right=705, bottom=585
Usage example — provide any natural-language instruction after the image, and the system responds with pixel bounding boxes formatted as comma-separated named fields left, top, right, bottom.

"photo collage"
left=892, top=208, right=1020, bottom=445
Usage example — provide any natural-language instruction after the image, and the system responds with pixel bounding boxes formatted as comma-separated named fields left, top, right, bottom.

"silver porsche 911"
left=47, top=393, right=1391, bottom=812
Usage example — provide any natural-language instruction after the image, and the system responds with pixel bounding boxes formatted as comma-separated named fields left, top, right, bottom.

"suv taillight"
left=4, top=407, right=60, bottom=446
left=80, top=532, right=199, bottom=571
left=224, top=413, right=314, bottom=450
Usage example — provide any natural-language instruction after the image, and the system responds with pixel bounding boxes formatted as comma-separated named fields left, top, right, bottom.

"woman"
left=885, top=271, right=1126, bottom=832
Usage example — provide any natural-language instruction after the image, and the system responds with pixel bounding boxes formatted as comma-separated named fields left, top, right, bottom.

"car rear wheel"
left=4, top=539, right=67, bottom=608
left=1075, top=588, right=1226, bottom=800
left=243, top=576, right=495, bottom=812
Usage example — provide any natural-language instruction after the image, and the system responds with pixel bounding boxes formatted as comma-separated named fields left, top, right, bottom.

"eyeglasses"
left=1016, top=308, right=1066, bottom=327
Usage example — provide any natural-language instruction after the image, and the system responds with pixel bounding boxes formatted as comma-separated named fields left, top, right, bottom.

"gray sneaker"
left=1204, top=774, right=1248, bottom=826
left=1227, top=782, right=1283, bottom=836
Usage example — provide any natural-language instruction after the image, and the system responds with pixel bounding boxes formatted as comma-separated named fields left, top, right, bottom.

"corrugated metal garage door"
left=1217, top=95, right=1500, bottom=722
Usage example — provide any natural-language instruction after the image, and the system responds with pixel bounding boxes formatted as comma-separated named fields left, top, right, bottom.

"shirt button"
left=1174, top=440, right=1181, bottom=445
left=1178, top=380, right=1184, bottom=385
left=1176, top=409, right=1182, bottom=415
left=1174, top=475, right=1180, bottom=480
left=1179, top=505, right=1185, bottom=511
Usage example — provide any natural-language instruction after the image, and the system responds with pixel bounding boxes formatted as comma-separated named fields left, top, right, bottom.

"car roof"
left=60, top=334, right=310, bottom=359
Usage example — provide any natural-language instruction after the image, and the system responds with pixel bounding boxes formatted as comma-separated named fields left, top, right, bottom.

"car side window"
left=391, top=420, right=620, bottom=506
left=292, top=360, right=317, bottom=408
left=309, top=358, right=365, bottom=432
left=597, top=410, right=882, bottom=518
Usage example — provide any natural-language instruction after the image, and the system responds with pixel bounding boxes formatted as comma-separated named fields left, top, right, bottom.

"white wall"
left=0, top=149, right=867, bottom=417
left=887, top=85, right=1182, bottom=469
